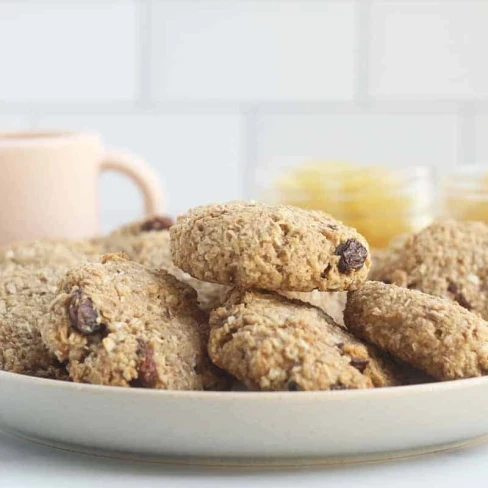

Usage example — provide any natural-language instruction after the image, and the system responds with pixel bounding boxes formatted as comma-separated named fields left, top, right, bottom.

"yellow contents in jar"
left=444, top=173, right=488, bottom=223
left=273, top=161, right=423, bottom=249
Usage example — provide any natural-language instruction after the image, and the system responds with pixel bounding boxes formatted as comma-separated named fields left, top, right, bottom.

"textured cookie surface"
left=0, top=238, right=103, bottom=268
left=171, top=202, right=371, bottom=292
left=369, top=221, right=488, bottom=319
left=344, top=281, right=488, bottom=380
left=0, top=237, right=103, bottom=380
left=0, top=265, right=67, bottom=379
left=369, top=234, right=408, bottom=280
left=209, top=289, right=399, bottom=391
left=108, top=215, right=174, bottom=237
left=104, top=225, right=226, bottom=311
left=40, top=254, right=221, bottom=389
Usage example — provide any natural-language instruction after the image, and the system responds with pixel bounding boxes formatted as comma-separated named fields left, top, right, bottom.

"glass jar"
left=255, top=162, right=436, bottom=249
left=442, top=165, right=488, bottom=222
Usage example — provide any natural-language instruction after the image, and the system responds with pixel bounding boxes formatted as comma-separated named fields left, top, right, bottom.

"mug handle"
left=100, top=150, right=165, bottom=215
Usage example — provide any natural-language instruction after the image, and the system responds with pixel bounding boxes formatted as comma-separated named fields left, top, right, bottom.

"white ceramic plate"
left=0, top=370, right=487, bottom=466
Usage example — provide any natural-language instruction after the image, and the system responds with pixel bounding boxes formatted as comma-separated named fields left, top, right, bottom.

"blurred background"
left=0, top=0, right=486, bottom=234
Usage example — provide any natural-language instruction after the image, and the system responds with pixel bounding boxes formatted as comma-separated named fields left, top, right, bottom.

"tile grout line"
left=457, top=103, right=477, bottom=165
left=3, top=100, right=488, bottom=116
left=135, top=0, right=153, bottom=109
left=354, top=0, right=372, bottom=109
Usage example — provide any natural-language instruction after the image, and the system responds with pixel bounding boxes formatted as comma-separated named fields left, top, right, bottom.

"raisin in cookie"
left=40, top=253, right=221, bottom=389
left=0, top=238, right=103, bottom=379
left=369, top=221, right=488, bottom=319
left=171, top=202, right=371, bottom=292
left=344, top=281, right=488, bottom=380
left=0, top=265, right=67, bottom=379
left=209, top=289, right=399, bottom=391
left=108, top=215, right=174, bottom=237
left=104, top=226, right=226, bottom=311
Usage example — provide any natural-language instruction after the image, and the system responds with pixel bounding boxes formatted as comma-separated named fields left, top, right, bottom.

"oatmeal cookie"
left=0, top=266, right=67, bottom=379
left=209, top=289, right=399, bottom=391
left=108, top=215, right=174, bottom=237
left=171, top=202, right=371, bottom=292
left=104, top=228, right=227, bottom=311
left=344, top=281, right=488, bottom=380
left=369, top=234, right=408, bottom=280
left=0, top=237, right=104, bottom=379
left=369, top=221, right=488, bottom=319
left=0, top=238, right=103, bottom=268
left=40, top=253, right=221, bottom=389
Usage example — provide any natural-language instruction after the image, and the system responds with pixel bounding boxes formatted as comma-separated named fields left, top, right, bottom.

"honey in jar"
left=443, top=165, right=488, bottom=223
left=267, top=161, right=434, bottom=249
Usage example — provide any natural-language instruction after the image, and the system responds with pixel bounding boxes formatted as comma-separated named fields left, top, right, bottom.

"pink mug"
left=0, top=131, right=164, bottom=246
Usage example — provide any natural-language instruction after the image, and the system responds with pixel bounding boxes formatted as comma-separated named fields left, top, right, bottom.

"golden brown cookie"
left=344, top=281, right=488, bottom=380
left=369, top=221, right=488, bottom=319
left=171, top=202, right=371, bottom=292
left=0, top=265, right=67, bottom=379
left=104, top=229, right=226, bottom=311
left=0, top=237, right=104, bottom=380
left=0, top=238, right=103, bottom=268
left=108, top=215, right=174, bottom=237
left=209, top=289, right=400, bottom=391
left=40, top=253, right=222, bottom=389
left=368, top=234, right=408, bottom=279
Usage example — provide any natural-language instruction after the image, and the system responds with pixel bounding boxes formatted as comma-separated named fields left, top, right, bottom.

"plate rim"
left=4, top=427, right=488, bottom=467
left=2, top=369, right=488, bottom=401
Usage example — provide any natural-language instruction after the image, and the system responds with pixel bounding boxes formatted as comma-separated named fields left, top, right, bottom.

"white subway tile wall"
left=151, top=0, right=357, bottom=101
left=370, top=1, right=488, bottom=99
left=0, top=0, right=486, bottom=229
left=0, top=115, right=31, bottom=130
left=0, top=1, right=137, bottom=101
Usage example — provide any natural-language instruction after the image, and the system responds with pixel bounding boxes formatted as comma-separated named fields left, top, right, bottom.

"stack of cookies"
left=3, top=201, right=488, bottom=391
left=169, top=202, right=404, bottom=390
left=356, top=220, right=488, bottom=381
left=0, top=215, right=231, bottom=390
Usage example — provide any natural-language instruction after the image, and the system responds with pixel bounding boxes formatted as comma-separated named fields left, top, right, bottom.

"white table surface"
left=1, top=429, right=488, bottom=488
